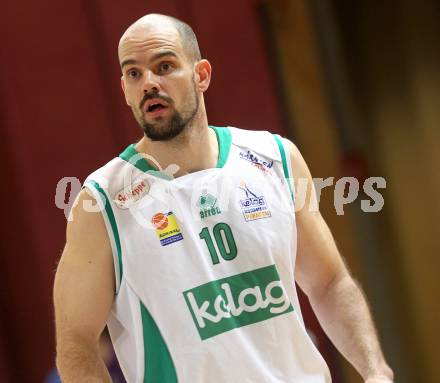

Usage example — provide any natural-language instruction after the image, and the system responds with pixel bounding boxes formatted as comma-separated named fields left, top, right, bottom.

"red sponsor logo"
left=114, top=179, right=149, bottom=208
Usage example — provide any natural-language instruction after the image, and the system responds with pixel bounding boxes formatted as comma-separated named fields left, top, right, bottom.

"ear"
left=195, top=59, right=212, bottom=93
left=121, top=76, right=130, bottom=106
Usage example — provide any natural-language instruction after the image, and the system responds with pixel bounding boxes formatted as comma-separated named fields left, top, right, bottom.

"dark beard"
left=138, top=83, right=199, bottom=142
left=141, top=105, right=198, bottom=141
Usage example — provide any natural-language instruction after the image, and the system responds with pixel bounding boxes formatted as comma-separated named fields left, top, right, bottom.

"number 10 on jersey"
left=199, top=223, right=238, bottom=265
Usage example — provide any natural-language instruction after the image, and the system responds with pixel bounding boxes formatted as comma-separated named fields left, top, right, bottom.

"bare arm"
left=54, top=189, right=115, bottom=382
left=285, top=139, right=394, bottom=382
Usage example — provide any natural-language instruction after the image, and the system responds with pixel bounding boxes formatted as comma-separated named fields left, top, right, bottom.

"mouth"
left=144, top=99, right=169, bottom=116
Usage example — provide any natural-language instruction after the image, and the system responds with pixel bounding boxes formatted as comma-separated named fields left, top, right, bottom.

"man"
left=54, top=13, right=394, bottom=383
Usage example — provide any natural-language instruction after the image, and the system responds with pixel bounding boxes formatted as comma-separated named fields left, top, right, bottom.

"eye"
left=158, top=62, right=174, bottom=74
left=127, top=69, right=140, bottom=79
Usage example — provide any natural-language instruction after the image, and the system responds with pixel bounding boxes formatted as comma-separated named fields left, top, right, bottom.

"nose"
left=143, top=70, right=160, bottom=94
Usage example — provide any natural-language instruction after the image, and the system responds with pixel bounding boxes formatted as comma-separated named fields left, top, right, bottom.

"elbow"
left=55, top=334, right=100, bottom=376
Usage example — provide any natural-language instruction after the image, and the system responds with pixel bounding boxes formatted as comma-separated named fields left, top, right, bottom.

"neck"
left=134, top=104, right=218, bottom=177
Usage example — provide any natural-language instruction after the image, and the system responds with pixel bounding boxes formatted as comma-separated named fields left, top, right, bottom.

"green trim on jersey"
left=87, top=180, right=123, bottom=289
left=273, top=135, right=294, bottom=203
left=210, top=126, right=232, bottom=168
left=119, top=126, right=231, bottom=174
left=119, top=144, right=172, bottom=180
left=120, top=143, right=155, bottom=172
left=140, top=302, right=178, bottom=383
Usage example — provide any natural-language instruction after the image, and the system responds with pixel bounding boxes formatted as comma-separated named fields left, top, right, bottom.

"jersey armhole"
left=83, top=180, right=123, bottom=294
left=273, top=134, right=295, bottom=205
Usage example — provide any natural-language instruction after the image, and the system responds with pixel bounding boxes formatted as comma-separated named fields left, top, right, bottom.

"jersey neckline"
left=119, top=126, right=232, bottom=177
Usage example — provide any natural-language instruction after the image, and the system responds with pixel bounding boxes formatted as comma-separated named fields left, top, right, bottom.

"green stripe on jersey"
left=87, top=181, right=123, bottom=289
left=119, top=144, right=172, bottom=180
left=140, top=302, right=178, bottom=383
left=273, top=135, right=294, bottom=203
left=210, top=126, right=232, bottom=168
left=120, top=143, right=155, bottom=172
left=119, top=126, right=231, bottom=175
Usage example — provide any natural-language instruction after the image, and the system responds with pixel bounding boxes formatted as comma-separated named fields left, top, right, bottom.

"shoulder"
left=228, top=126, right=276, bottom=147
left=227, top=126, right=282, bottom=162
left=66, top=188, right=108, bottom=246
left=84, top=148, right=147, bottom=204
left=85, top=157, right=128, bottom=189
left=279, top=137, right=312, bottom=180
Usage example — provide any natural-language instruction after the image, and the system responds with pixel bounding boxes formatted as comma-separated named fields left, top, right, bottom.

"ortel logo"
left=197, top=192, right=221, bottom=219
left=183, top=264, right=293, bottom=340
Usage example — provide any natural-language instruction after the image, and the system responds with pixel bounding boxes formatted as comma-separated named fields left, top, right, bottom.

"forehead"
left=118, top=24, right=183, bottom=64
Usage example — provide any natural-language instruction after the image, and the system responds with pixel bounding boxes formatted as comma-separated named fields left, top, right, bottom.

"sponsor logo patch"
left=239, top=183, right=272, bottom=221
left=239, top=150, right=273, bottom=174
left=151, top=211, right=184, bottom=246
left=197, top=193, right=222, bottom=219
left=183, top=264, right=293, bottom=340
left=114, top=178, right=149, bottom=208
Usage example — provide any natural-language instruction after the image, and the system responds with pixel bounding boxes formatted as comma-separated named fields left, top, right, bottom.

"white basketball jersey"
left=83, top=126, right=332, bottom=383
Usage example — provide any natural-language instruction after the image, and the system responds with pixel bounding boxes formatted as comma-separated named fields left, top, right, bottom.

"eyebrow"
left=120, top=51, right=178, bottom=69
left=151, top=51, right=178, bottom=62
left=120, top=59, right=137, bottom=69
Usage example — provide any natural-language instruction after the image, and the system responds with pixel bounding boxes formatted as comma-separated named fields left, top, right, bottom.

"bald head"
left=119, top=14, right=201, bottom=64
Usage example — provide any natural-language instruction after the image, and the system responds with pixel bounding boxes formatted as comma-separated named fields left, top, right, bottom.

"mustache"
left=140, top=92, right=173, bottom=110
